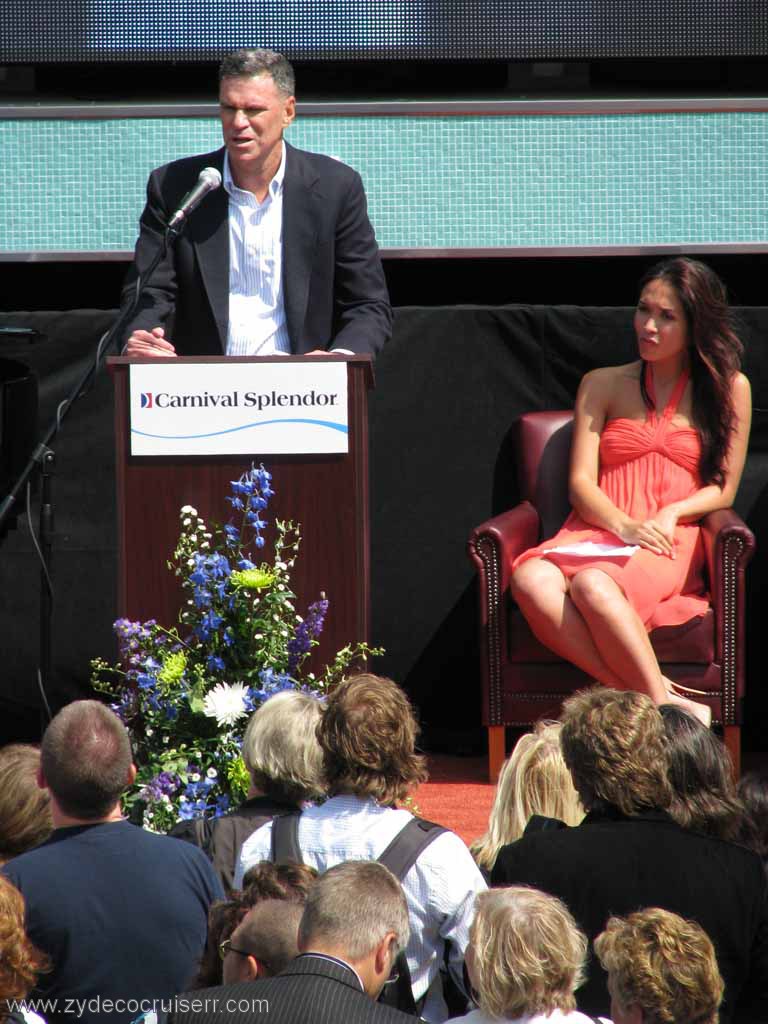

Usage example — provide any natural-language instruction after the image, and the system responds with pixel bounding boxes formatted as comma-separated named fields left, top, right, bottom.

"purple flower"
left=287, top=598, right=329, bottom=674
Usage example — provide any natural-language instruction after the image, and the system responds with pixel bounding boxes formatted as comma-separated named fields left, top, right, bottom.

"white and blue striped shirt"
left=235, top=795, right=487, bottom=1022
left=224, top=146, right=292, bottom=356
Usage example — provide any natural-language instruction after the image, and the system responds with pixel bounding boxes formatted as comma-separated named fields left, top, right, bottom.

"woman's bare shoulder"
left=579, top=362, right=641, bottom=395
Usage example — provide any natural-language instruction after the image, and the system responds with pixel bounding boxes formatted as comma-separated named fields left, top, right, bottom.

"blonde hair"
left=242, top=691, right=326, bottom=804
left=468, top=887, right=587, bottom=1020
left=595, top=907, right=723, bottom=1024
left=471, top=721, right=583, bottom=871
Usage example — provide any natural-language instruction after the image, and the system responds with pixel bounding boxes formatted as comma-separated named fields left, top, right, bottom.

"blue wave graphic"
left=131, top=417, right=348, bottom=440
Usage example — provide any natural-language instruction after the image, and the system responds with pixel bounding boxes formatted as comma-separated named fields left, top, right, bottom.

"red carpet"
left=413, top=755, right=495, bottom=847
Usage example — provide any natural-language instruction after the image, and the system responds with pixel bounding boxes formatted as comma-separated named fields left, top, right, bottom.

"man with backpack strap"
left=234, top=674, right=487, bottom=1022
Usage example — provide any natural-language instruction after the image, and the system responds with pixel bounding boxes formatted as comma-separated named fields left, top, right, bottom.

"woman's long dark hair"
left=638, top=257, right=743, bottom=487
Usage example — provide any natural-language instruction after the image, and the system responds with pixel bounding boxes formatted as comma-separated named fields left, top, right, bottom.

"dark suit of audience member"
left=170, top=861, right=415, bottom=1024
left=491, top=689, right=768, bottom=1024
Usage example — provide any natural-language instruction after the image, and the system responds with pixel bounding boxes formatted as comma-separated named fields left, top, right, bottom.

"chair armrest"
left=468, top=502, right=540, bottom=599
left=699, top=508, right=755, bottom=717
left=700, top=508, right=756, bottom=600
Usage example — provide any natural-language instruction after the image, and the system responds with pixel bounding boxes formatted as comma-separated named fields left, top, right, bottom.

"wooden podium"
left=109, top=355, right=374, bottom=670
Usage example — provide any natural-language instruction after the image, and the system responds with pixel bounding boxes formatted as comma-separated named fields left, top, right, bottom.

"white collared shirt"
left=224, top=146, right=292, bottom=356
left=235, top=794, right=487, bottom=1023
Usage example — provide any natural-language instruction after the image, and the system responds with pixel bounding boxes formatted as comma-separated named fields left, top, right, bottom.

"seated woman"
left=511, top=257, right=751, bottom=725
left=470, top=721, right=583, bottom=878
left=595, top=907, right=723, bottom=1024
left=448, top=886, right=608, bottom=1023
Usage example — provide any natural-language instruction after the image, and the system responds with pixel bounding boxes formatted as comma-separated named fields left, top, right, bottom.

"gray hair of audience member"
left=241, top=691, right=326, bottom=804
left=231, top=899, right=304, bottom=976
left=560, top=687, right=673, bottom=815
left=467, top=887, right=588, bottom=1020
left=41, top=700, right=132, bottom=820
left=660, top=704, right=745, bottom=841
left=0, top=745, right=53, bottom=863
left=298, top=861, right=410, bottom=962
left=471, top=721, right=584, bottom=872
left=218, top=49, right=295, bottom=97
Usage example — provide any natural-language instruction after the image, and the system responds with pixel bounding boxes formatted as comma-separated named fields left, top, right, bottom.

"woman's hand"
left=617, top=507, right=679, bottom=557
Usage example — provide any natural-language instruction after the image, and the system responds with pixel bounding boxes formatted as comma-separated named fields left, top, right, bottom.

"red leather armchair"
left=468, top=411, right=755, bottom=782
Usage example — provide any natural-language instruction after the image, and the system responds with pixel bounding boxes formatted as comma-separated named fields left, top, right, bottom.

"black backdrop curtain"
left=2, top=306, right=767, bottom=748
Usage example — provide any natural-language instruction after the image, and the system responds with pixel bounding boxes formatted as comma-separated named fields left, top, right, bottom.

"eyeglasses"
left=218, top=938, right=252, bottom=962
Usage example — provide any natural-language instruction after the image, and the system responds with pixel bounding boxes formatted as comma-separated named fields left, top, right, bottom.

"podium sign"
left=129, top=360, right=348, bottom=456
left=109, top=355, right=373, bottom=674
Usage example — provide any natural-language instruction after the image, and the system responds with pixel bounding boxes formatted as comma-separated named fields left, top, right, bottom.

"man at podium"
left=121, top=48, right=392, bottom=360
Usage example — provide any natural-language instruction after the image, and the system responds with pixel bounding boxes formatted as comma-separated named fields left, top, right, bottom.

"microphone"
left=167, top=167, right=222, bottom=229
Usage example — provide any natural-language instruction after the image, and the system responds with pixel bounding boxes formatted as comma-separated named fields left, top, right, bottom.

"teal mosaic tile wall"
left=1, top=111, right=766, bottom=252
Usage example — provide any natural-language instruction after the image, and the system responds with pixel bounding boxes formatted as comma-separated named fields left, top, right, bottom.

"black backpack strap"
left=376, top=817, right=450, bottom=1017
left=269, top=810, right=304, bottom=865
left=376, top=817, right=448, bottom=881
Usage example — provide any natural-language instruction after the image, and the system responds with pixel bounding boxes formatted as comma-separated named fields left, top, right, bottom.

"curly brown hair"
left=560, top=687, right=672, bottom=815
left=193, top=861, right=317, bottom=988
left=638, top=257, right=743, bottom=488
left=595, top=907, right=723, bottom=1024
left=318, top=674, right=428, bottom=806
left=0, top=876, right=50, bottom=1009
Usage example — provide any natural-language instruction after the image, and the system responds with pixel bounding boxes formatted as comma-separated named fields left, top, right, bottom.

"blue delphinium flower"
left=286, top=598, right=329, bottom=675
left=225, top=463, right=273, bottom=549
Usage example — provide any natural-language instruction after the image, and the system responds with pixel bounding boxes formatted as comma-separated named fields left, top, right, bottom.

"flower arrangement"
left=91, top=464, right=380, bottom=832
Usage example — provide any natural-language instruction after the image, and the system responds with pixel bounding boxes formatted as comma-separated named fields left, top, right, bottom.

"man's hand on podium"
left=125, top=327, right=178, bottom=358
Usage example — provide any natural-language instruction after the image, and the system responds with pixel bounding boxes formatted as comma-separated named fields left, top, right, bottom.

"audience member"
left=2, top=700, right=224, bottom=1024
left=220, top=899, right=303, bottom=984
left=0, top=876, right=49, bottom=1024
left=595, top=907, right=723, bottom=1024
left=470, top=722, right=583, bottom=877
left=448, top=886, right=607, bottom=1024
left=195, top=861, right=317, bottom=988
left=660, top=704, right=745, bottom=841
left=737, top=770, right=768, bottom=874
left=170, top=861, right=416, bottom=1024
left=0, top=746, right=52, bottom=865
left=491, top=686, right=768, bottom=1023
left=172, top=690, right=326, bottom=891
left=235, top=673, right=487, bottom=1021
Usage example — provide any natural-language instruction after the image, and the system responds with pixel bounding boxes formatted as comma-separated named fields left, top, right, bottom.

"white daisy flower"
left=202, top=682, right=249, bottom=728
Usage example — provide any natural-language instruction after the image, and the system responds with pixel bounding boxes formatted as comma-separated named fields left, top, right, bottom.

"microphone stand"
left=0, top=222, right=184, bottom=724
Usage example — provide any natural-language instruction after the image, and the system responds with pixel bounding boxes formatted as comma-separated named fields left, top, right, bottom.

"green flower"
left=158, top=650, right=187, bottom=687
left=230, top=568, right=275, bottom=590
left=226, top=756, right=251, bottom=803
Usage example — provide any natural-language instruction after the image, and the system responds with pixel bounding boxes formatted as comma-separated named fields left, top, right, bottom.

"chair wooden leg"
left=723, top=724, right=741, bottom=779
left=488, top=725, right=506, bottom=783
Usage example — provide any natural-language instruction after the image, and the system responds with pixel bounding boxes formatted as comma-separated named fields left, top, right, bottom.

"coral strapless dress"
left=512, top=365, right=709, bottom=630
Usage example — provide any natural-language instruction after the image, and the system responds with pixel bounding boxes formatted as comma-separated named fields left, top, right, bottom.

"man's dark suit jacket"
left=491, top=806, right=768, bottom=1024
left=121, top=142, right=392, bottom=357
left=168, top=954, right=414, bottom=1024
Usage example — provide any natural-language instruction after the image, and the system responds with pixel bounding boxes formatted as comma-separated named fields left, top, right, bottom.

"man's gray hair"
left=41, top=700, right=132, bottom=820
left=298, top=861, right=410, bottom=961
left=218, top=49, right=296, bottom=97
